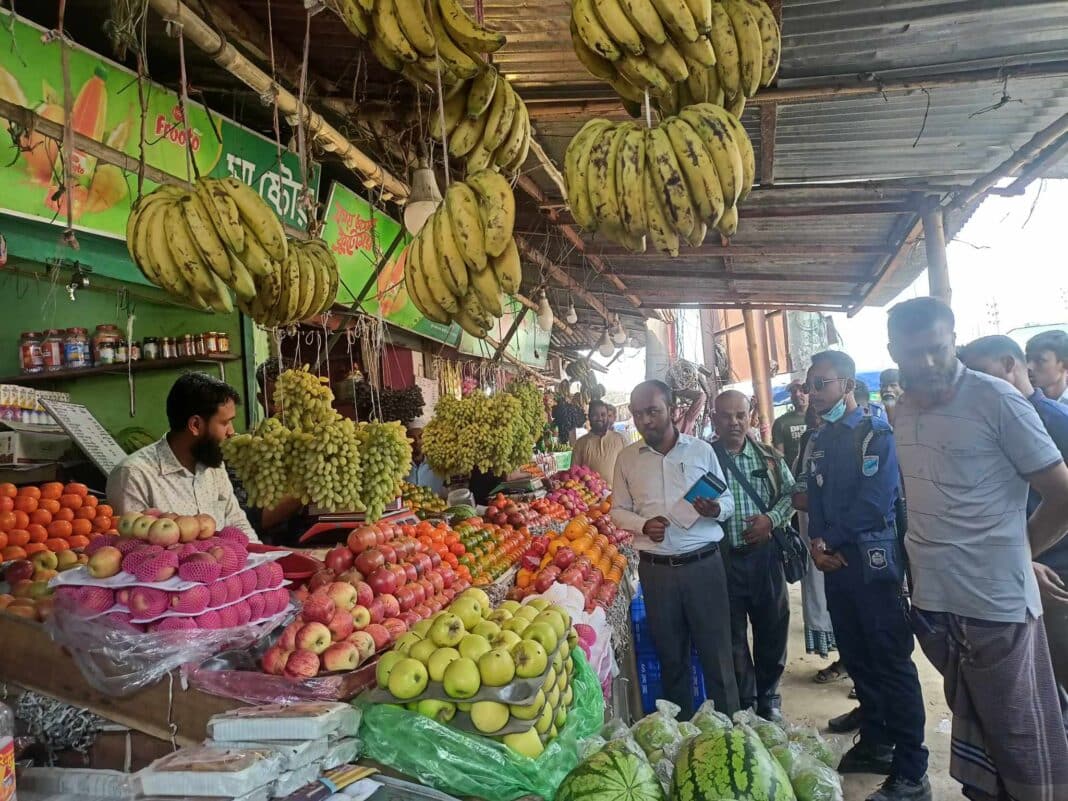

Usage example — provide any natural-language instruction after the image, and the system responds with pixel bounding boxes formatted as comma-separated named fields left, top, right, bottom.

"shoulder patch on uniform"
left=862, top=455, right=880, bottom=476
left=867, top=547, right=887, bottom=570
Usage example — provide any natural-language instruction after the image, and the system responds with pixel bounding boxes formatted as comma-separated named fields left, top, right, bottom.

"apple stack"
left=51, top=510, right=289, bottom=632
left=371, top=588, right=579, bottom=758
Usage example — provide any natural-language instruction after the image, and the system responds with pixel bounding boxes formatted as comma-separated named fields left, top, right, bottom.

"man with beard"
left=108, top=372, right=257, bottom=540
left=888, top=298, right=1068, bottom=801
left=772, top=380, right=809, bottom=469
left=612, top=380, right=739, bottom=717
left=805, top=351, right=929, bottom=801
left=572, top=400, right=626, bottom=486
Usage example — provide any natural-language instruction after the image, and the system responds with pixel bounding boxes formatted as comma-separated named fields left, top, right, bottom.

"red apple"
left=283, top=649, right=321, bottom=678
left=321, top=641, right=360, bottom=672
left=3, top=560, right=34, bottom=584
left=350, top=604, right=371, bottom=630
left=401, top=610, right=422, bottom=627
left=325, top=581, right=358, bottom=611
left=325, top=546, right=354, bottom=574
left=378, top=593, right=401, bottom=619
left=354, top=548, right=385, bottom=576
left=354, top=581, right=373, bottom=607
left=301, top=593, right=337, bottom=625
left=367, top=596, right=386, bottom=624
left=554, top=548, right=576, bottom=570
left=337, top=568, right=364, bottom=586
left=261, top=645, right=292, bottom=675
left=388, top=564, right=408, bottom=587
left=278, top=621, right=303, bottom=650
left=439, top=567, right=456, bottom=588
left=308, top=569, right=336, bottom=593
left=442, top=586, right=458, bottom=601
left=427, top=571, right=444, bottom=594
left=327, top=608, right=355, bottom=641
left=429, top=551, right=441, bottom=568
left=365, top=622, right=393, bottom=650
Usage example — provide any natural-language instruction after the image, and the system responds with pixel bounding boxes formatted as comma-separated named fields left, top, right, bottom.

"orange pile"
left=401, top=519, right=474, bottom=584
left=0, top=482, right=116, bottom=562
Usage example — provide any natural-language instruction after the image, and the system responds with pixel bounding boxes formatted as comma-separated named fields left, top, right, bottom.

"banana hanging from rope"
left=562, top=103, right=755, bottom=254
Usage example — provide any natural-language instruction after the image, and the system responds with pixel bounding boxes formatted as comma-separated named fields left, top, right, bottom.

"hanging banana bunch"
left=126, top=178, right=339, bottom=327
left=329, top=0, right=505, bottom=86
left=563, top=103, right=755, bottom=254
left=570, top=0, right=780, bottom=118
left=429, top=65, right=533, bottom=175
left=404, top=170, right=521, bottom=338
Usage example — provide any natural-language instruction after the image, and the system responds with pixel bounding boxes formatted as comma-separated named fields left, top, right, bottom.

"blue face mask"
left=821, top=397, right=847, bottom=423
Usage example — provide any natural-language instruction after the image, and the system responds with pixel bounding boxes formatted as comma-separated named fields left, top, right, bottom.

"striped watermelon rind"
left=556, top=741, right=666, bottom=801
left=671, top=727, right=796, bottom=801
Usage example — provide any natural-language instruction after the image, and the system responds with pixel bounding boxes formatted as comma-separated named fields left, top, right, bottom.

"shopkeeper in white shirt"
left=107, top=373, right=258, bottom=541
left=611, top=379, right=740, bottom=717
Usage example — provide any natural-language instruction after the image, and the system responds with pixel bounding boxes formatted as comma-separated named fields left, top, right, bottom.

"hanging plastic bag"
left=771, top=742, right=844, bottom=801
left=358, top=650, right=604, bottom=801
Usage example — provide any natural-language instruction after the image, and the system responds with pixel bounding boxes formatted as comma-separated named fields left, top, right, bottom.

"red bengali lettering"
left=331, top=204, right=375, bottom=256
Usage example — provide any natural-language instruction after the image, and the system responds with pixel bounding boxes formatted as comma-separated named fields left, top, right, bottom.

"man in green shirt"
left=772, top=380, right=809, bottom=469
left=713, top=390, right=796, bottom=721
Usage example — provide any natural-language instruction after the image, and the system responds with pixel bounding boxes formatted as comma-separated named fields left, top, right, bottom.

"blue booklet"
left=684, top=471, right=729, bottom=504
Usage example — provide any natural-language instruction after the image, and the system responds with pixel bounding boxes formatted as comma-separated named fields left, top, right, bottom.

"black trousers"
left=638, top=548, right=740, bottom=719
left=725, top=541, right=790, bottom=712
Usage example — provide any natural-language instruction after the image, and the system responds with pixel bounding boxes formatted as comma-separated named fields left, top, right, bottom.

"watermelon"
left=556, top=741, right=665, bottom=801
left=671, top=727, right=797, bottom=801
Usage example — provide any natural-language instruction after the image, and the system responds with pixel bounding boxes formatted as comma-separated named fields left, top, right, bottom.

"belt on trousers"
left=639, top=542, right=719, bottom=567
left=728, top=540, right=773, bottom=557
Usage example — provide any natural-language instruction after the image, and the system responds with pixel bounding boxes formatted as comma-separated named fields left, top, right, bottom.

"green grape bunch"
left=423, top=390, right=538, bottom=479
left=289, top=414, right=366, bottom=513
left=356, top=421, right=413, bottom=520
left=223, top=417, right=295, bottom=509
left=274, top=366, right=336, bottom=431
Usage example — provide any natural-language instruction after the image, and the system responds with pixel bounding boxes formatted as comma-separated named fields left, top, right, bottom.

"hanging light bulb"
left=565, top=299, right=578, bottom=324
left=597, top=329, right=615, bottom=357
left=403, top=158, right=442, bottom=235
left=610, top=315, right=627, bottom=345
left=536, top=293, right=555, bottom=331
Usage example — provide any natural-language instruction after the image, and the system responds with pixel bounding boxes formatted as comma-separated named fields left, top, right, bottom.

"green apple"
left=503, top=727, right=544, bottom=758
left=492, top=629, right=523, bottom=650
left=429, top=612, right=466, bottom=647
left=525, top=598, right=551, bottom=612
left=509, top=690, right=545, bottom=721
left=567, top=630, right=578, bottom=649
left=387, top=657, right=428, bottom=700
left=535, top=699, right=554, bottom=734
left=394, top=632, right=423, bottom=655
left=513, top=639, right=548, bottom=678
left=412, top=618, right=434, bottom=638
left=514, top=604, right=540, bottom=622
left=532, top=611, right=567, bottom=640
left=478, top=647, right=516, bottom=687
left=442, top=656, right=481, bottom=699
left=547, top=603, right=571, bottom=629
left=503, top=617, right=531, bottom=635
left=472, top=620, right=501, bottom=639
left=416, top=699, right=456, bottom=723
left=552, top=650, right=564, bottom=673
left=486, top=609, right=513, bottom=625
left=376, top=651, right=404, bottom=688
left=554, top=705, right=568, bottom=728
left=448, top=596, right=483, bottom=629
left=405, top=702, right=419, bottom=711
left=457, top=702, right=473, bottom=712
left=549, top=724, right=558, bottom=740
left=556, top=671, right=567, bottom=692
left=524, top=622, right=559, bottom=653
left=427, top=646, right=461, bottom=682
left=559, top=641, right=571, bottom=660
left=497, top=600, right=521, bottom=615
left=458, top=633, right=492, bottom=661
left=543, top=666, right=557, bottom=689
left=546, top=685, right=561, bottom=710
left=562, top=686, right=573, bottom=707
left=470, top=700, right=510, bottom=733
left=459, top=586, right=491, bottom=611
left=565, top=656, right=573, bottom=673
left=408, top=638, right=439, bottom=665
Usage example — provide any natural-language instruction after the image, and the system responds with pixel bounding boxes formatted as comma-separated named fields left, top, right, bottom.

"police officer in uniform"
left=805, top=350, right=930, bottom=801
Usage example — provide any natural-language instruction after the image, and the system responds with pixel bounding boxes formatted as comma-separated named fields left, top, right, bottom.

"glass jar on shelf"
left=202, top=331, right=218, bottom=354
left=92, top=324, right=120, bottom=365
left=143, top=337, right=160, bottom=360
left=178, top=334, right=194, bottom=358
left=193, top=333, right=206, bottom=357
left=216, top=331, right=231, bottom=354
left=42, top=330, right=64, bottom=371
left=161, top=337, right=177, bottom=359
left=115, top=339, right=128, bottom=363
left=19, top=331, right=44, bottom=374
left=129, top=340, right=141, bottom=362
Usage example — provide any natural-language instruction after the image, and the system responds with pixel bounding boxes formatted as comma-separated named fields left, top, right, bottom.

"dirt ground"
left=779, top=584, right=960, bottom=800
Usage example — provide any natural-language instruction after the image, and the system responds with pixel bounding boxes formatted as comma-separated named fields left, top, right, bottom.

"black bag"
left=714, top=442, right=808, bottom=584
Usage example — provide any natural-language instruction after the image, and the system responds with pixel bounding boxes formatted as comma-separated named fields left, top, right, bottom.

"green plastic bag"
left=358, top=650, right=605, bottom=801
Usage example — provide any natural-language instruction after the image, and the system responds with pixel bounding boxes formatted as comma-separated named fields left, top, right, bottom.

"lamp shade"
left=610, top=317, right=627, bottom=345
left=597, top=330, right=615, bottom=357
left=536, top=294, right=554, bottom=331
left=565, top=300, right=578, bottom=324
left=403, top=160, right=442, bottom=235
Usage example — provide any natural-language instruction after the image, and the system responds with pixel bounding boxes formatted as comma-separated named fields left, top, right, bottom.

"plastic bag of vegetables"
left=691, top=700, right=733, bottom=734
left=771, top=742, right=844, bottom=801
left=734, top=708, right=789, bottom=749
left=787, top=724, right=838, bottom=769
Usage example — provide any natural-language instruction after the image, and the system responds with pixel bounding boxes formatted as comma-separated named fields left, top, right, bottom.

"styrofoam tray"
left=203, top=738, right=329, bottom=772
left=49, top=550, right=284, bottom=591
left=127, top=580, right=289, bottom=623
left=208, top=702, right=362, bottom=742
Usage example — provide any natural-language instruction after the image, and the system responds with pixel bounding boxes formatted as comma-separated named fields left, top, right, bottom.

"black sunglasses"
left=804, top=377, right=847, bottom=392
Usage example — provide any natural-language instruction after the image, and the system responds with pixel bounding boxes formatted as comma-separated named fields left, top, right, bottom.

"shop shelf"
left=0, top=353, right=241, bottom=384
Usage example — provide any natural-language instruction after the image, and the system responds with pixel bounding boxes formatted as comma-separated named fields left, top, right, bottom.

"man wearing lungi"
left=888, top=297, right=1068, bottom=801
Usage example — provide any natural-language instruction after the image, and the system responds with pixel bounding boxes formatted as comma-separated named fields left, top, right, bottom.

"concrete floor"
left=779, top=584, right=960, bottom=801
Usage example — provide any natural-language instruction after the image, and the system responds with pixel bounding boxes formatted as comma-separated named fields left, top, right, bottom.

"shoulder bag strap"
left=713, top=442, right=770, bottom=515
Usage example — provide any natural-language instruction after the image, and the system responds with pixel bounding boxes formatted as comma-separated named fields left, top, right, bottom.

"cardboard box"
left=0, top=428, right=72, bottom=464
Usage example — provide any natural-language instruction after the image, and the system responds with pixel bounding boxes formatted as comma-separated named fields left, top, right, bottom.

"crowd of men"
left=611, top=299, right=1068, bottom=801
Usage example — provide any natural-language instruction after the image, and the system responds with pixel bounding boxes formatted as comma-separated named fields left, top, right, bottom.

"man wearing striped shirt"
left=712, top=390, right=795, bottom=722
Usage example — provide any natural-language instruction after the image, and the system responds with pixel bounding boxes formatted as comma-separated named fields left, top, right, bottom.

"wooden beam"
left=595, top=244, right=892, bottom=258
left=493, top=306, right=531, bottom=362
left=759, top=104, right=778, bottom=186
left=922, top=207, right=951, bottom=306
left=523, top=60, right=1068, bottom=120
left=542, top=201, right=912, bottom=225
left=607, top=268, right=873, bottom=283
left=515, top=235, right=612, bottom=320
left=995, top=132, right=1068, bottom=196
left=743, top=308, right=774, bottom=444
left=526, top=137, right=568, bottom=199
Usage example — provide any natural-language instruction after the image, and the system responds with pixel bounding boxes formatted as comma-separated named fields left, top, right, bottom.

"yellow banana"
left=437, top=0, right=506, bottom=53
left=225, top=248, right=257, bottom=301
left=585, top=123, right=619, bottom=231
left=617, top=0, right=667, bottom=44
left=645, top=126, right=696, bottom=237
left=664, top=116, right=724, bottom=226
left=490, top=238, right=521, bottom=294
left=416, top=227, right=460, bottom=315
left=454, top=307, right=488, bottom=338
left=564, top=119, right=614, bottom=230
left=505, top=108, right=531, bottom=173
left=593, top=0, right=646, bottom=57
left=616, top=124, right=648, bottom=237
left=240, top=230, right=278, bottom=279
left=678, top=35, right=717, bottom=67
left=649, top=0, right=698, bottom=43
left=144, top=201, right=191, bottom=297
left=679, top=106, right=743, bottom=206
left=394, top=0, right=436, bottom=57
left=684, top=0, right=713, bottom=34
left=719, top=105, right=755, bottom=196
left=469, top=263, right=504, bottom=317
left=448, top=112, right=488, bottom=158
left=166, top=201, right=217, bottom=298
left=572, top=0, right=623, bottom=62
left=608, top=73, right=646, bottom=104
left=405, top=241, right=449, bottom=324
left=481, top=79, right=516, bottom=153
left=205, top=268, right=234, bottom=315
left=725, top=89, right=747, bottom=118
left=467, top=169, right=515, bottom=258
left=571, top=20, right=617, bottom=81
left=218, top=177, right=287, bottom=262
left=716, top=204, right=738, bottom=237
left=432, top=207, right=470, bottom=297
left=496, top=98, right=529, bottom=174
left=334, top=0, right=370, bottom=37
left=294, top=243, right=318, bottom=321
left=430, top=89, right=467, bottom=139
left=182, top=194, right=231, bottom=282
left=646, top=37, right=689, bottom=81
left=444, top=182, right=487, bottom=273
left=303, top=239, right=338, bottom=315
left=428, top=8, right=481, bottom=79
left=743, top=0, right=780, bottom=86
left=372, top=0, right=419, bottom=64
left=708, top=3, right=743, bottom=100
left=466, top=141, right=495, bottom=173
left=368, top=32, right=405, bottom=72
left=128, top=197, right=164, bottom=286
left=618, top=53, right=671, bottom=94
left=684, top=220, right=708, bottom=247
left=722, top=0, right=762, bottom=97
left=466, top=68, right=499, bottom=119
left=195, top=178, right=245, bottom=255
left=642, top=163, right=679, bottom=256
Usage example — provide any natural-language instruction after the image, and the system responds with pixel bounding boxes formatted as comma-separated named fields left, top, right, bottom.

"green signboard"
left=458, top=296, right=551, bottom=368
left=0, top=9, right=317, bottom=258
left=322, top=182, right=460, bottom=345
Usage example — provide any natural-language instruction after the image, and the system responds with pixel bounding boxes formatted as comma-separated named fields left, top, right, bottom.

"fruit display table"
left=0, top=614, right=242, bottom=747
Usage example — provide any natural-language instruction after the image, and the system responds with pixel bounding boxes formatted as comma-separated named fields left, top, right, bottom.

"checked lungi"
left=913, top=608, right=1068, bottom=801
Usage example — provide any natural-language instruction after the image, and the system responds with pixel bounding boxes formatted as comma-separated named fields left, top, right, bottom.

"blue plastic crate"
left=630, top=586, right=708, bottom=714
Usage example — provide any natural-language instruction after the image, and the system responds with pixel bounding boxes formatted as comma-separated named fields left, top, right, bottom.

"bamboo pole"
left=743, top=308, right=775, bottom=444
left=922, top=207, right=951, bottom=306
left=146, top=0, right=409, bottom=200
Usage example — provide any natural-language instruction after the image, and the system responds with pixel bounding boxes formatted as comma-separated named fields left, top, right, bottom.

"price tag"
left=40, top=399, right=130, bottom=476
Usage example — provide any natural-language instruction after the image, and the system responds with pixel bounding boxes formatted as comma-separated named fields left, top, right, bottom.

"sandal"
left=814, top=662, right=848, bottom=683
